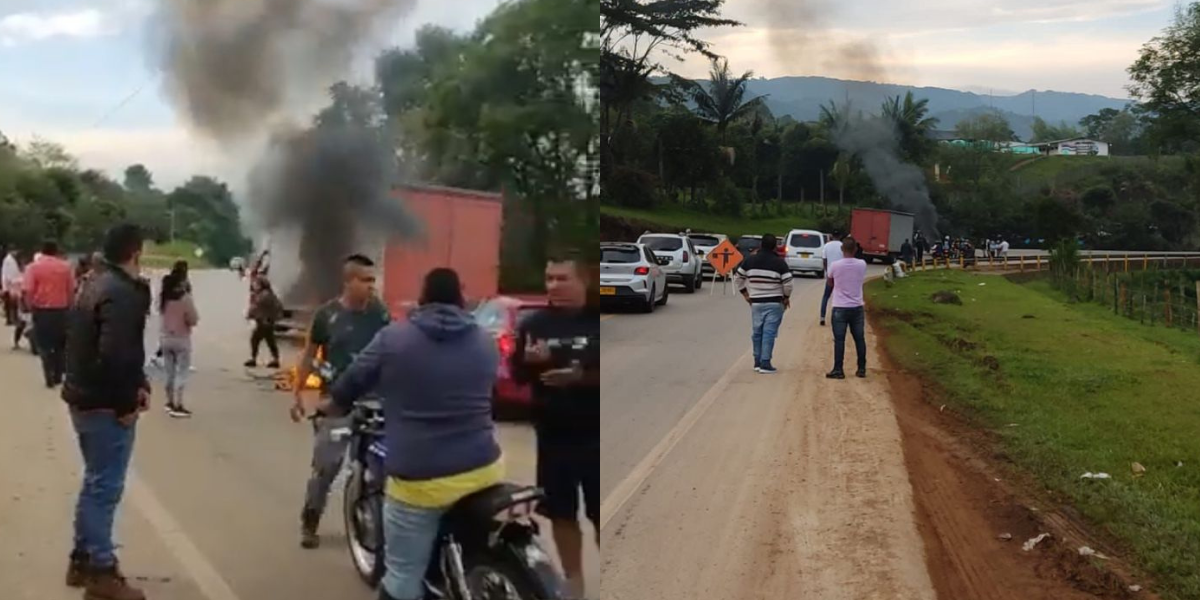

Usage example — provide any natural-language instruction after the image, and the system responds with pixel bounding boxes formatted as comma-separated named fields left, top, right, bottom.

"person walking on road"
left=2, top=247, right=20, bottom=325
left=25, top=241, right=75, bottom=387
left=159, top=266, right=199, bottom=418
left=734, top=234, right=793, bottom=374
left=826, top=236, right=869, bottom=380
left=327, top=268, right=507, bottom=600
left=61, top=223, right=152, bottom=600
left=511, top=252, right=600, bottom=598
left=914, top=233, right=926, bottom=265
left=10, top=263, right=33, bottom=352
left=820, top=232, right=844, bottom=327
left=290, top=254, right=391, bottom=549
left=244, top=277, right=283, bottom=368
left=900, top=239, right=914, bottom=265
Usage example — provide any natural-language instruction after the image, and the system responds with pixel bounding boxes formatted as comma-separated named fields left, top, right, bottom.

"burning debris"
left=151, top=0, right=421, bottom=302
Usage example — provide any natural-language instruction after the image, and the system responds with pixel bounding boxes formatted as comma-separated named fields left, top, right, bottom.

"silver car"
left=637, top=233, right=704, bottom=293
left=688, top=232, right=728, bottom=278
left=600, top=243, right=669, bottom=313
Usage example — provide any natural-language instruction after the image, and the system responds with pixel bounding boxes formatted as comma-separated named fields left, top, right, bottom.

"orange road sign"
left=706, top=239, right=743, bottom=277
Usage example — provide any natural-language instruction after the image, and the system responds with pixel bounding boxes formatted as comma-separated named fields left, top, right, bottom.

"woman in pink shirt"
left=159, top=267, right=199, bottom=417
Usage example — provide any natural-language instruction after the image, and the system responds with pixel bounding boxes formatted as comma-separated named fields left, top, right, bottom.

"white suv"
left=687, top=232, right=728, bottom=278
left=600, top=243, right=669, bottom=312
left=784, top=229, right=828, bottom=277
left=637, top=233, right=703, bottom=293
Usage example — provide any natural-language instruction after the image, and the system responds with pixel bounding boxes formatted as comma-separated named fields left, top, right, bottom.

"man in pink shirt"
left=24, top=241, right=75, bottom=387
left=825, top=236, right=868, bottom=379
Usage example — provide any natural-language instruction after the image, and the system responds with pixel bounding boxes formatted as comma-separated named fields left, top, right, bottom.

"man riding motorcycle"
left=323, top=268, right=508, bottom=600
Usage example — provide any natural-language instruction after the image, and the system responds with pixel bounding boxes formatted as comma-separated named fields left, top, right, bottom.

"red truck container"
left=850, top=208, right=915, bottom=264
left=380, top=184, right=503, bottom=316
left=266, top=183, right=504, bottom=334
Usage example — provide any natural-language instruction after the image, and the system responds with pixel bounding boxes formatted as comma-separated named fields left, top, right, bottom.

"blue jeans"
left=820, top=281, right=834, bottom=320
left=381, top=497, right=445, bottom=600
left=750, top=302, right=785, bottom=366
left=71, top=410, right=137, bottom=567
left=831, top=306, right=867, bottom=373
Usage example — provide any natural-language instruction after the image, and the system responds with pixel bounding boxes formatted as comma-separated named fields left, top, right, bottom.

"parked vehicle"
left=600, top=242, right=669, bottom=312
left=850, top=208, right=915, bottom=264
left=687, top=233, right=728, bottom=277
left=636, top=233, right=702, bottom=293
left=735, top=235, right=786, bottom=260
left=784, top=229, right=828, bottom=277
left=473, top=296, right=548, bottom=414
left=337, top=399, right=564, bottom=598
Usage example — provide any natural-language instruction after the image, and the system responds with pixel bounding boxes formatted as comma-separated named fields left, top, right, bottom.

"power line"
left=91, top=75, right=156, bottom=128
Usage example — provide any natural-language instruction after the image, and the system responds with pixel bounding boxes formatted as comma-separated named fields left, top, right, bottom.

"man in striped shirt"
left=734, top=234, right=793, bottom=374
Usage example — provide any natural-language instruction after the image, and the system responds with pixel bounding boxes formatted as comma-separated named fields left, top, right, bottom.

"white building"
left=1037, top=137, right=1110, bottom=157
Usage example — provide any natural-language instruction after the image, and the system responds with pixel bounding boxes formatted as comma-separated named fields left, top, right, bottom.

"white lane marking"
left=57, top=410, right=242, bottom=600
left=599, top=346, right=751, bottom=531
left=126, top=473, right=243, bottom=600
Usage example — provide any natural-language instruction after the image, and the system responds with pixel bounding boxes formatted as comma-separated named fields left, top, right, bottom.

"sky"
left=668, top=0, right=1178, bottom=99
left=0, top=0, right=505, bottom=189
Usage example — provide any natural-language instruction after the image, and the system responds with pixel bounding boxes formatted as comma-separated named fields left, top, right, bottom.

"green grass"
left=869, top=271, right=1200, bottom=600
left=601, top=204, right=822, bottom=238
left=142, top=240, right=212, bottom=269
left=1011, top=155, right=1188, bottom=189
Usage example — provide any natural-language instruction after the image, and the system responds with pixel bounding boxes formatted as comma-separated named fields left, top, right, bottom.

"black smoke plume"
left=151, top=0, right=420, bottom=302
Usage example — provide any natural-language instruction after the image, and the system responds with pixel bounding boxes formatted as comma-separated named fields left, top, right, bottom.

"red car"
left=473, top=295, right=548, bottom=416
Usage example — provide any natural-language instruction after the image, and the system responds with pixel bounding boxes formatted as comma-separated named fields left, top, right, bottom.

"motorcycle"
left=336, top=398, right=565, bottom=599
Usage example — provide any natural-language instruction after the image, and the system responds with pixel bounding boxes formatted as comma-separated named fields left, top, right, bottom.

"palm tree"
left=818, top=100, right=851, bottom=139
left=683, top=58, right=767, bottom=144
left=881, top=91, right=939, bottom=163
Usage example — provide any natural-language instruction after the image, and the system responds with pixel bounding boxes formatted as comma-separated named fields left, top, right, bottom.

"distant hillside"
left=684, top=76, right=1132, bottom=142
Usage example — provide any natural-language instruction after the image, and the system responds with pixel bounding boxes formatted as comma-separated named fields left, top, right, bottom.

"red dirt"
left=872, top=318, right=1159, bottom=600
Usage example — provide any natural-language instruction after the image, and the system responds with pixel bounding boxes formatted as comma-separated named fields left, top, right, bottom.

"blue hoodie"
left=331, top=303, right=501, bottom=480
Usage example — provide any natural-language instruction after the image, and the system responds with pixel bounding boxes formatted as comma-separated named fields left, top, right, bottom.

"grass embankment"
left=141, top=240, right=212, bottom=270
left=601, top=204, right=820, bottom=238
left=869, top=270, right=1200, bottom=600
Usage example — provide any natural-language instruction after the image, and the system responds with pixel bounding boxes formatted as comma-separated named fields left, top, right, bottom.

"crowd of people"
left=5, top=223, right=600, bottom=600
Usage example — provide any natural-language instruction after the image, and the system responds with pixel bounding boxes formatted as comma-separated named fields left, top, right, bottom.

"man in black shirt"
left=512, top=253, right=599, bottom=598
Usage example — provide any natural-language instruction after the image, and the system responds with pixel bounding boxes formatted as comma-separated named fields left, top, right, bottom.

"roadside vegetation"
left=870, top=270, right=1200, bottom=599
left=601, top=204, right=820, bottom=239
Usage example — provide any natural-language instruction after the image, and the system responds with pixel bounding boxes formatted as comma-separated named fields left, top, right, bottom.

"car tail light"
left=497, top=332, right=516, bottom=357
left=682, top=251, right=690, bottom=263
left=634, top=266, right=649, bottom=275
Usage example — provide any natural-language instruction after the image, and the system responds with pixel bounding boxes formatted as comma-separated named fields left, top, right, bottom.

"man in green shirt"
left=291, top=254, right=390, bottom=549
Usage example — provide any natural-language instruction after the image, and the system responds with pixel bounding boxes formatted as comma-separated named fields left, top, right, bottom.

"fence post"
left=1166, top=288, right=1173, bottom=328
left=1144, top=254, right=1149, bottom=271
left=1119, top=282, right=1127, bottom=316
left=1124, top=254, right=1129, bottom=272
left=1036, top=255, right=1042, bottom=271
left=1019, top=255, right=1025, bottom=272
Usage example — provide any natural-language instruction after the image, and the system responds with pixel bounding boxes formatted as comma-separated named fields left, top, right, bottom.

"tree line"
left=0, top=134, right=250, bottom=266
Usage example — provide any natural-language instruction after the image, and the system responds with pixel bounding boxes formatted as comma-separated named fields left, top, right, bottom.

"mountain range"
left=737, top=77, right=1133, bottom=141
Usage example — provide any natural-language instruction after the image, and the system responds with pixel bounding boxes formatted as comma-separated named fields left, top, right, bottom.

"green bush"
left=603, top=166, right=659, bottom=209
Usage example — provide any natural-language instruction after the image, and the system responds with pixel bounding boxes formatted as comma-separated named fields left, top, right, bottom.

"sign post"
left=706, top=240, right=743, bottom=296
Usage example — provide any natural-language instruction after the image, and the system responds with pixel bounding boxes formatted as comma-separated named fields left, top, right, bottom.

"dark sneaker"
left=66, top=551, right=89, bottom=587
left=753, top=359, right=762, bottom=372
left=243, top=359, right=257, bottom=368
left=301, top=510, right=321, bottom=549
left=856, top=369, right=867, bottom=378
left=267, top=360, right=281, bottom=369
left=163, top=403, right=175, bottom=415
left=819, top=319, right=826, bottom=326
left=758, top=362, right=778, bottom=374
left=83, top=565, right=145, bottom=600
left=169, top=406, right=193, bottom=419
left=826, top=370, right=846, bottom=380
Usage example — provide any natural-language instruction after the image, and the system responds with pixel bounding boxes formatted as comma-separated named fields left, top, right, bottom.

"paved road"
left=600, top=267, right=941, bottom=600
left=0, top=269, right=598, bottom=600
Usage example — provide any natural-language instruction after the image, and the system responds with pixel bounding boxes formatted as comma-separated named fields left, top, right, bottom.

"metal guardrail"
left=908, top=252, right=1200, bottom=273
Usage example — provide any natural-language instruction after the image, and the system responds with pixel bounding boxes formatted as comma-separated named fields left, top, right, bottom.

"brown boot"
left=84, top=565, right=146, bottom=600
left=65, top=551, right=89, bottom=587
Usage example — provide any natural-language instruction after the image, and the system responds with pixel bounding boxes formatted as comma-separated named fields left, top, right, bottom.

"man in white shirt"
left=999, top=239, right=1010, bottom=259
left=819, top=232, right=845, bottom=327
left=2, top=249, right=20, bottom=326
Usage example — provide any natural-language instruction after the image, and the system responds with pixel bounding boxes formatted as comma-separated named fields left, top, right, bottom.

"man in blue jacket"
left=328, top=268, right=505, bottom=600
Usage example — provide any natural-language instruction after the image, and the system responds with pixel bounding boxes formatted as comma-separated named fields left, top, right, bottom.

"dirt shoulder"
left=870, top=308, right=1159, bottom=600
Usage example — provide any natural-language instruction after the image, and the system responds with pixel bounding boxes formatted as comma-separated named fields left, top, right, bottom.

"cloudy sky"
left=0, top=0, right=503, bottom=189
left=671, top=0, right=1175, bottom=98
